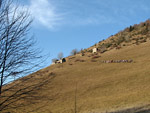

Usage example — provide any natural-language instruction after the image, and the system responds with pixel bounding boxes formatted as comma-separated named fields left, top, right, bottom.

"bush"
left=80, top=48, right=85, bottom=54
left=112, top=44, right=117, bottom=47
left=125, top=36, right=131, bottom=42
left=135, top=39, right=139, bottom=45
left=70, top=49, right=78, bottom=55
left=87, top=49, right=92, bottom=53
left=99, top=47, right=107, bottom=53
left=116, top=37, right=125, bottom=45
left=58, top=52, right=63, bottom=60
left=110, top=38, right=115, bottom=43
left=129, top=25, right=134, bottom=32
left=104, top=43, right=112, bottom=48
left=140, top=39, right=147, bottom=43
left=139, top=37, right=144, bottom=40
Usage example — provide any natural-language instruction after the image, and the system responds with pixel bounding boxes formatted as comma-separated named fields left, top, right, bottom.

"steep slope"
left=1, top=20, right=150, bottom=113
left=86, top=19, right=150, bottom=53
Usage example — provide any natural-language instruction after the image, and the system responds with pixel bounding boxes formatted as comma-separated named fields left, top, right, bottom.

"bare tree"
left=0, top=0, right=42, bottom=96
left=70, top=49, right=78, bottom=55
left=0, top=0, right=2, bottom=8
left=57, top=52, right=63, bottom=60
left=0, top=0, right=48, bottom=111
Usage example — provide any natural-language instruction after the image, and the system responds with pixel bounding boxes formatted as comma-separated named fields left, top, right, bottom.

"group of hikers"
left=102, top=59, right=133, bottom=63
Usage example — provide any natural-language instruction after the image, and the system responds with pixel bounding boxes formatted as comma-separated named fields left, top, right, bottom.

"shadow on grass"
left=0, top=74, right=56, bottom=113
left=109, top=104, right=150, bottom=113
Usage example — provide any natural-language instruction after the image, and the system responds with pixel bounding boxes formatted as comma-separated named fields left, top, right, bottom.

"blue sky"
left=20, top=0, right=150, bottom=66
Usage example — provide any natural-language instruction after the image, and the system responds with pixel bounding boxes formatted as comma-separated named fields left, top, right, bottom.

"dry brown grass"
left=2, top=41, right=150, bottom=113
left=2, top=20, right=150, bottom=112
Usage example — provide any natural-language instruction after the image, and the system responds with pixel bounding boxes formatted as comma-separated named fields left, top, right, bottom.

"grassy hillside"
left=86, top=19, right=150, bottom=53
left=1, top=20, right=150, bottom=113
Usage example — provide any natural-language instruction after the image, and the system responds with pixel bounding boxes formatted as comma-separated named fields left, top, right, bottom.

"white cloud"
left=23, top=0, right=150, bottom=29
left=28, top=0, right=63, bottom=29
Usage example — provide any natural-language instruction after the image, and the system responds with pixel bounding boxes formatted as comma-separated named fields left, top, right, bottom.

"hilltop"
left=84, top=19, right=150, bottom=53
left=1, top=20, right=150, bottom=113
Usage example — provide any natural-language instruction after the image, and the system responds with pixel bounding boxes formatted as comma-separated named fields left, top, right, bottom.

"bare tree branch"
left=0, top=0, right=46, bottom=111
